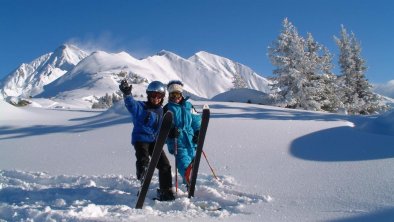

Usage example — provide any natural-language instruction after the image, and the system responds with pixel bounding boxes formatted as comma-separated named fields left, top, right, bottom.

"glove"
left=192, top=130, right=200, bottom=144
left=168, top=127, right=180, bottom=139
left=119, top=79, right=132, bottom=95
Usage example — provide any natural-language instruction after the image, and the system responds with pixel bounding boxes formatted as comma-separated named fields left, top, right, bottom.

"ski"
left=188, top=105, right=210, bottom=198
left=135, top=111, right=173, bottom=209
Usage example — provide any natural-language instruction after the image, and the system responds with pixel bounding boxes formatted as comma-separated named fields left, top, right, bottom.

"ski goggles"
left=148, top=92, right=164, bottom=99
left=169, top=92, right=182, bottom=99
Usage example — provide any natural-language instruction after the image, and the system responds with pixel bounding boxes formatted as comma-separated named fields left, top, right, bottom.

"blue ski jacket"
left=165, top=97, right=201, bottom=153
left=123, top=95, right=163, bottom=145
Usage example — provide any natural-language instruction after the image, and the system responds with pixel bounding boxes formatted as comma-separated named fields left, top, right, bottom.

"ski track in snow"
left=0, top=170, right=269, bottom=221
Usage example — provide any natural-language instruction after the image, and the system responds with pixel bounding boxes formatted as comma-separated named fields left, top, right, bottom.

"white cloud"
left=373, top=80, right=394, bottom=98
left=66, top=32, right=121, bottom=54
left=66, top=33, right=155, bottom=59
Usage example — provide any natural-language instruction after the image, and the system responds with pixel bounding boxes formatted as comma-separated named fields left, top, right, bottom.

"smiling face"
left=148, top=92, right=164, bottom=105
left=169, top=91, right=182, bottom=103
left=149, top=96, right=162, bottom=105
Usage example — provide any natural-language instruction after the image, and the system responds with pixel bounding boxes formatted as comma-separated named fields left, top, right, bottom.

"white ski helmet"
left=167, top=80, right=184, bottom=93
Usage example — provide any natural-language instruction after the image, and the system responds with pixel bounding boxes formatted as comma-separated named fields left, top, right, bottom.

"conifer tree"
left=268, top=18, right=307, bottom=108
left=269, top=18, right=339, bottom=111
left=304, top=33, right=341, bottom=111
left=335, top=25, right=386, bottom=114
left=232, top=73, right=248, bottom=89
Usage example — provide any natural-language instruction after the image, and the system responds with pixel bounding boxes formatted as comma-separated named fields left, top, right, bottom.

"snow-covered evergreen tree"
left=268, top=18, right=307, bottom=108
left=301, top=33, right=324, bottom=111
left=335, top=25, right=387, bottom=114
left=269, top=19, right=340, bottom=111
left=304, top=33, right=342, bottom=112
left=231, top=73, right=248, bottom=89
left=92, top=92, right=122, bottom=109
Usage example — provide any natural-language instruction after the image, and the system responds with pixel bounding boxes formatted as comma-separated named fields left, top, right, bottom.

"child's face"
left=169, top=92, right=182, bottom=103
left=149, top=92, right=163, bottom=105
left=149, top=96, right=162, bottom=105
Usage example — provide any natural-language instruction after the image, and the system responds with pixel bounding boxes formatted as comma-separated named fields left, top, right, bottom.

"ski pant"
left=134, top=141, right=173, bottom=189
left=175, top=147, right=195, bottom=183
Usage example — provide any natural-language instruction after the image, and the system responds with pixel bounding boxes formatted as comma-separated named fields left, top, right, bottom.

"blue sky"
left=1, top=0, right=393, bottom=84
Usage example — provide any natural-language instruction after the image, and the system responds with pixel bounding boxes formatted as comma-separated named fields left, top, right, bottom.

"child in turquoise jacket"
left=165, top=80, right=201, bottom=185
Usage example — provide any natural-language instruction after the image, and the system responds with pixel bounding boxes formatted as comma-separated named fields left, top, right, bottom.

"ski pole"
left=174, top=138, right=178, bottom=194
left=202, top=150, right=219, bottom=180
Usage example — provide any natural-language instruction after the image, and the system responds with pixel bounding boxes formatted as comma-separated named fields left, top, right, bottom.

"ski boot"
left=156, top=188, right=175, bottom=201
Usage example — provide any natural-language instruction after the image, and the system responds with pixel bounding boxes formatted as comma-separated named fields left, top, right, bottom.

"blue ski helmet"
left=146, top=81, right=166, bottom=95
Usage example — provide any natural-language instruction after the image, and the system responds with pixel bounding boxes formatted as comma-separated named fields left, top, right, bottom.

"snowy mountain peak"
left=50, top=44, right=89, bottom=69
left=193, top=50, right=218, bottom=59
left=190, top=51, right=241, bottom=70
left=154, top=50, right=185, bottom=61
left=156, top=50, right=176, bottom=56
left=189, top=51, right=272, bottom=94
left=0, top=44, right=89, bottom=99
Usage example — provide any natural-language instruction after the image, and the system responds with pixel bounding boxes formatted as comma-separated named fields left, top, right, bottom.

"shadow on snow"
left=0, top=186, right=133, bottom=207
left=0, top=114, right=131, bottom=140
left=290, top=125, right=394, bottom=161
left=330, top=207, right=394, bottom=222
left=205, top=103, right=367, bottom=122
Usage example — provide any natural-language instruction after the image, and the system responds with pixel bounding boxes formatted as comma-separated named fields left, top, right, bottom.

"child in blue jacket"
left=119, top=79, right=174, bottom=201
left=165, top=80, right=201, bottom=186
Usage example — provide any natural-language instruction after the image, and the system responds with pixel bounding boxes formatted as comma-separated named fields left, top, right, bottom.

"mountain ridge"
left=0, top=44, right=272, bottom=108
left=0, top=44, right=89, bottom=99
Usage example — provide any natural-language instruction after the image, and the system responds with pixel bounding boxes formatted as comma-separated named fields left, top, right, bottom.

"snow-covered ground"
left=1, top=100, right=394, bottom=221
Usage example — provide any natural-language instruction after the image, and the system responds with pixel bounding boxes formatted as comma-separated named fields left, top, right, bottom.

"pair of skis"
left=135, top=105, right=210, bottom=209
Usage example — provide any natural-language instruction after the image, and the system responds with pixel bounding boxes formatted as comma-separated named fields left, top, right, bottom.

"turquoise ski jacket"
left=165, top=98, right=201, bottom=153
